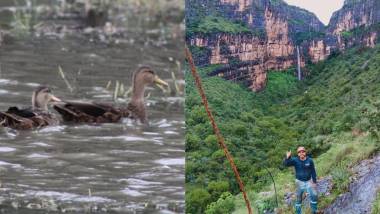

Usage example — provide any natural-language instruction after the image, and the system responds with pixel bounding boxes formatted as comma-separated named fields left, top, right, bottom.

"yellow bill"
left=49, top=95, right=62, bottom=102
left=154, top=75, right=169, bottom=87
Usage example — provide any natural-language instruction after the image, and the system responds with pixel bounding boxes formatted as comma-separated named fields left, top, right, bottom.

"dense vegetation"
left=186, top=45, right=380, bottom=213
left=293, top=31, right=326, bottom=45
left=188, top=16, right=251, bottom=35
left=341, top=23, right=380, bottom=41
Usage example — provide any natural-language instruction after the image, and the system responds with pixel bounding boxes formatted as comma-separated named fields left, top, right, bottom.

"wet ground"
left=0, top=1, right=185, bottom=213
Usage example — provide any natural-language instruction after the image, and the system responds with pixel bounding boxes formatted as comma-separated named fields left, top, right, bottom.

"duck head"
left=128, top=66, right=168, bottom=124
left=131, top=66, right=168, bottom=100
left=32, top=86, right=61, bottom=111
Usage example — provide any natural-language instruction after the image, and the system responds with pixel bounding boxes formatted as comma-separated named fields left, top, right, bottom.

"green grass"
left=372, top=189, right=380, bottom=214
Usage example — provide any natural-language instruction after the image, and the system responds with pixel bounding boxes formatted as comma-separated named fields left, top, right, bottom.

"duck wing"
left=6, top=106, right=36, bottom=118
left=0, top=111, right=35, bottom=130
left=53, top=101, right=123, bottom=123
left=0, top=107, right=59, bottom=130
left=59, top=101, right=108, bottom=116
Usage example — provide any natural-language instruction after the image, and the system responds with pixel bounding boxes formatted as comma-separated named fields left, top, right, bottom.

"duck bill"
left=154, top=76, right=169, bottom=87
left=49, top=95, right=62, bottom=103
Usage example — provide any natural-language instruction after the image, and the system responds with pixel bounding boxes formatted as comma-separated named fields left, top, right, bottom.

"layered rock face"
left=308, top=40, right=331, bottom=63
left=186, top=0, right=380, bottom=91
left=335, top=0, right=379, bottom=48
left=307, top=0, right=380, bottom=62
left=329, top=0, right=379, bottom=35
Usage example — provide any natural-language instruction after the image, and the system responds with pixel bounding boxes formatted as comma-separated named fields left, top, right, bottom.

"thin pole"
left=185, top=45, right=253, bottom=214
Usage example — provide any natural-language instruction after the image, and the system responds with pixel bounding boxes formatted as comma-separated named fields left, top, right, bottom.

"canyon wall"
left=187, top=0, right=320, bottom=91
left=186, top=0, right=380, bottom=91
left=307, top=0, right=380, bottom=62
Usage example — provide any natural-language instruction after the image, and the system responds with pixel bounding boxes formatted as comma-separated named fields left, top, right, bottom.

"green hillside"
left=185, top=45, right=380, bottom=213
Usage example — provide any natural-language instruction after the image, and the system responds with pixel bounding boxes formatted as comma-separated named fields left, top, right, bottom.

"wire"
left=185, top=45, right=253, bottom=214
left=263, top=165, right=279, bottom=207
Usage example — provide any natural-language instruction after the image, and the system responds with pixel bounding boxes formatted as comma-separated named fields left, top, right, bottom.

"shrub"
left=331, top=164, right=350, bottom=192
left=186, top=188, right=212, bottom=214
left=205, top=192, right=235, bottom=214
left=207, top=181, right=230, bottom=201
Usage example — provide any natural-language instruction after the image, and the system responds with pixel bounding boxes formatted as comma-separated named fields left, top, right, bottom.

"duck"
left=0, top=86, right=62, bottom=130
left=53, top=66, right=169, bottom=124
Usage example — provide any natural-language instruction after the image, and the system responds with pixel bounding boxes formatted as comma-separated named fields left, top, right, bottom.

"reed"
left=113, top=80, right=120, bottom=101
left=106, top=80, right=132, bottom=101
left=58, top=65, right=74, bottom=93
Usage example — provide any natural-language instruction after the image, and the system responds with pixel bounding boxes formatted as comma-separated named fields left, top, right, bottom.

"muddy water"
left=0, top=10, right=184, bottom=214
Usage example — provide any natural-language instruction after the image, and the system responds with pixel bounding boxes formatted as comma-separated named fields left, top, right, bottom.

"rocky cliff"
left=307, top=0, right=380, bottom=62
left=186, top=0, right=380, bottom=91
left=186, top=0, right=324, bottom=91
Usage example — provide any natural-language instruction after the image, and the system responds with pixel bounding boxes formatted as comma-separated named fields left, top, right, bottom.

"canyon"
left=186, top=0, right=380, bottom=91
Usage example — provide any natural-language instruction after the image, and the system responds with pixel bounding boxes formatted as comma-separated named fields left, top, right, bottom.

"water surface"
left=0, top=3, right=184, bottom=213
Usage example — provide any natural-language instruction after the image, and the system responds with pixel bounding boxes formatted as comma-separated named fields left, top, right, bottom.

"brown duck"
left=0, top=86, right=62, bottom=130
left=53, top=66, right=169, bottom=124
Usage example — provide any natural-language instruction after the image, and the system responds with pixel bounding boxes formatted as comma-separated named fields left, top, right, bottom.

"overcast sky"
left=284, top=0, right=345, bottom=25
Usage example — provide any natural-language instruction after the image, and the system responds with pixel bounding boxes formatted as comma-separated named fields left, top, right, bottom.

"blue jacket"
left=283, top=156, right=317, bottom=183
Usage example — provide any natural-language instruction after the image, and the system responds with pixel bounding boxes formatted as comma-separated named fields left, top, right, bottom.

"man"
left=284, top=146, right=318, bottom=214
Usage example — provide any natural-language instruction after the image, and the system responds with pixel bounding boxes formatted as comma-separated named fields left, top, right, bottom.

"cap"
left=297, top=147, right=306, bottom=153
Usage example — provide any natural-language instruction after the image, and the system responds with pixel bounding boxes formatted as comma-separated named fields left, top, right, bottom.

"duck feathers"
left=0, top=107, right=58, bottom=130
left=53, top=101, right=129, bottom=123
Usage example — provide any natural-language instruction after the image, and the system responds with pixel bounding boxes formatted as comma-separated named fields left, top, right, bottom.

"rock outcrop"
left=307, top=0, right=380, bottom=61
left=324, top=153, right=380, bottom=214
left=186, top=0, right=380, bottom=91
left=328, top=0, right=380, bottom=35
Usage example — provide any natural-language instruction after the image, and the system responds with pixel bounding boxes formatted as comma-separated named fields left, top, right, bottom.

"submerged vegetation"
left=186, top=45, right=380, bottom=213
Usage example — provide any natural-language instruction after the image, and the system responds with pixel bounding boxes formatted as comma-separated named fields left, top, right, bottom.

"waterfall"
left=297, top=46, right=301, bottom=81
